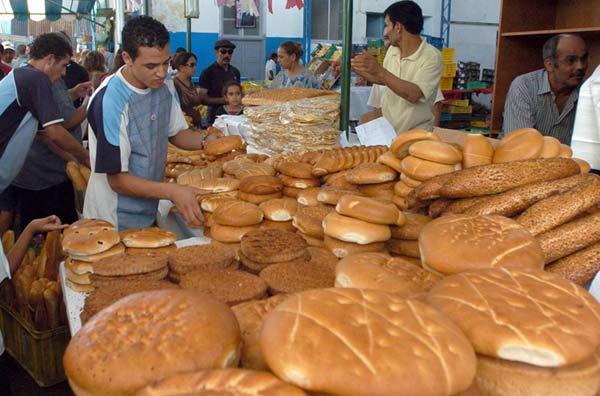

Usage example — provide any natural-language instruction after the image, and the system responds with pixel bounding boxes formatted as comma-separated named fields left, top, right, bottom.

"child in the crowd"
left=215, top=81, right=244, bottom=117
left=0, top=215, right=67, bottom=395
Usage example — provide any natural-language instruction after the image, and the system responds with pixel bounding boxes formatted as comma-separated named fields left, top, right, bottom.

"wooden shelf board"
left=502, top=27, right=600, bottom=37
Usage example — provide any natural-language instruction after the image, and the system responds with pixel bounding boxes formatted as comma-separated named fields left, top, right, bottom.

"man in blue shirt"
left=84, top=16, right=215, bottom=230
left=0, top=33, right=89, bottom=194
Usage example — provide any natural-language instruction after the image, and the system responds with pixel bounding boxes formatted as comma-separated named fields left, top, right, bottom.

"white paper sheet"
left=589, top=271, right=600, bottom=302
left=354, top=117, right=397, bottom=146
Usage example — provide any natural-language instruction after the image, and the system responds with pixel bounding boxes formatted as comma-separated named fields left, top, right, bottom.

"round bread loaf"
left=493, top=128, right=544, bottom=163
left=239, top=175, right=283, bottom=195
left=292, top=205, right=334, bottom=238
left=240, top=228, right=308, bottom=264
left=560, top=144, right=574, bottom=158
left=64, top=290, right=241, bottom=396
left=336, top=195, right=405, bottom=225
left=168, top=242, right=236, bottom=273
left=65, top=258, right=94, bottom=276
left=260, top=198, right=298, bottom=222
left=92, top=251, right=168, bottom=277
left=574, top=158, right=591, bottom=173
left=200, top=196, right=238, bottom=213
left=427, top=268, right=600, bottom=367
left=186, top=178, right=240, bottom=193
left=420, top=214, right=544, bottom=275
left=63, top=219, right=114, bottom=237
left=261, top=288, right=477, bottom=396
left=296, top=187, right=321, bottom=206
left=475, top=353, right=600, bottom=396
left=280, top=175, right=321, bottom=189
left=232, top=295, right=290, bottom=370
left=540, top=136, right=562, bottom=158
left=385, top=239, right=420, bottom=258
left=408, top=140, right=463, bottom=165
left=345, top=163, right=397, bottom=185
left=400, top=155, right=457, bottom=182
left=323, top=235, right=385, bottom=258
left=62, top=225, right=120, bottom=257
left=317, top=186, right=360, bottom=205
left=323, top=170, right=355, bottom=190
left=68, top=242, right=125, bottom=262
left=119, top=227, right=176, bottom=248
left=239, top=191, right=283, bottom=205
left=223, top=158, right=253, bottom=175
left=276, top=161, right=314, bottom=179
left=323, top=212, right=391, bottom=245
left=180, top=270, right=267, bottom=305
left=335, top=252, right=440, bottom=295
left=376, top=151, right=403, bottom=172
left=239, top=250, right=310, bottom=274
left=400, top=173, right=422, bottom=187
left=394, top=181, right=413, bottom=197
left=390, top=129, right=439, bottom=159
left=213, top=200, right=263, bottom=227
left=356, top=181, right=396, bottom=200
left=462, top=133, right=494, bottom=168
left=259, top=259, right=336, bottom=294
left=235, top=163, right=276, bottom=179
left=282, top=186, right=303, bottom=198
left=133, top=368, right=307, bottom=396
left=204, top=135, right=244, bottom=156
left=210, top=223, right=259, bottom=243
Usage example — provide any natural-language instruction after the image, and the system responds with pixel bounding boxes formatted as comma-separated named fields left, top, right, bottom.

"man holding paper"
left=352, top=1, right=442, bottom=134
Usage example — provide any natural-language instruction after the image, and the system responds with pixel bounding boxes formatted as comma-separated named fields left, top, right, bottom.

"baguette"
left=413, top=172, right=456, bottom=200
left=2, top=230, right=14, bottom=252
left=43, top=285, right=60, bottom=329
left=439, top=158, right=580, bottom=198
left=517, top=175, right=600, bottom=235
left=463, top=174, right=588, bottom=217
left=66, top=161, right=87, bottom=191
left=442, top=196, right=491, bottom=215
left=546, top=241, right=600, bottom=285
left=43, top=230, right=62, bottom=281
left=538, top=211, right=600, bottom=264
left=79, top=165, right=91, bottom=185
left=428, top=199, right=452, bottom=218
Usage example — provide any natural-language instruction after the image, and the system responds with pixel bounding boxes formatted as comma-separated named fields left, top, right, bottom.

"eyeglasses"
left=219, top=48, right=234, bottom=55
left=186, top=62, right=196, bottom=67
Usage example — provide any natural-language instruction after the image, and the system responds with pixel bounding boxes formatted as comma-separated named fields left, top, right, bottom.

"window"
left=222, top=4, right=261, bottom=37
left=311, top=0, right=343, bottom=41
left=366, top=13, right=384, bottom=40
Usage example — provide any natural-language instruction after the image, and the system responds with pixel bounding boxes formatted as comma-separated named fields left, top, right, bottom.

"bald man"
left=503, top=34, right=588, bottom=144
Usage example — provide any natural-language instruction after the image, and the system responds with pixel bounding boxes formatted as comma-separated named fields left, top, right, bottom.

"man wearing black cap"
left=198, top=39, right=241, bottom=125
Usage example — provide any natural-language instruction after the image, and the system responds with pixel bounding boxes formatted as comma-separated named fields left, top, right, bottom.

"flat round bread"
left=119, top=228, right=177, bottom=248
left=91, top=267, right=169, bottom=286
left=180, top=270, right=267, bottom=306
left=62, top=225, right=120, bottom=256
left=92, top=251, right=168, bottom=277
left=240, top=229, right=308, bottom=264
left=169, top=242, right=237, bottom=274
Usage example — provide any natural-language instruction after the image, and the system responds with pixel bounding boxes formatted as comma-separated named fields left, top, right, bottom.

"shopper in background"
left=572, top=64, right=600, bottom=171
left=173, top=51, right=204, bottom=127
left=265, top=52, right=277, bottom=81
left=215, top=81, right=244, bottom=117
left=271, top=41, right=320, bottom=89
left=0, top=44, right=11, bottom=80
left=1, top=42, right=15, bottom=67
left=83, top=50, right=107, bottom=89
left=503, top=34, right=588, bottom=144
left=11, top=44, right=28, bottom=68
left=0, top=215, right=67, bottom=395
left=84, top=16, right=217, bottom=229
left=351, top=1, right=442, bottom=134
left=198, top=39, right=241, bottom=126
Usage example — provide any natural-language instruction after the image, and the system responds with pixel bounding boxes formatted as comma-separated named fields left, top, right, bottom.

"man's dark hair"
left=222, top=80, right=242, bottom=96
left=175, top=47, right=187, bottom=53
left=384, top=1, right=424, bottom=35
left=270, top=53, right=277, bottom=60
left=122, top=16, right=170, bottom=60
left=29, top=33, right=73, bottom=60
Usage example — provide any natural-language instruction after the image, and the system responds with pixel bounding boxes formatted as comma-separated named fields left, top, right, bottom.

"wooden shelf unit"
left=491, top=0, right=600, bottom=131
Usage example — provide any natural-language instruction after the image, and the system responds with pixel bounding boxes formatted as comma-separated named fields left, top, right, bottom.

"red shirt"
left=0, top=62, right=12, bottom=80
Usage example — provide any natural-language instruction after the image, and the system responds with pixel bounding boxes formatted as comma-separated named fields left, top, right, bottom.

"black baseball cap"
left=214, top=39, right=236, bottom=50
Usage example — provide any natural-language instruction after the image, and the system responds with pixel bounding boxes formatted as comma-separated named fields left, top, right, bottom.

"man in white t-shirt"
left=0, top=215, right=67, bottom=393
left=265, top=53, right=277, bottom=81
left=572, top=64, right=600, bottom=170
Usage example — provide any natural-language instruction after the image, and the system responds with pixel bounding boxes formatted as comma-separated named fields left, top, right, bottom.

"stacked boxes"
left=439, top=48, right=456, bottom=91
left=455, top=61, right=481, bottom=90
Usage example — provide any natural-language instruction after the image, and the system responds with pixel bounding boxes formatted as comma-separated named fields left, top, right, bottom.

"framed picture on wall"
left=235, top=0, right=256, bottom=28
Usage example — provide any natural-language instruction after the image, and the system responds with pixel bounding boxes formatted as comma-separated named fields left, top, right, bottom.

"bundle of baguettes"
left=62, top=222, right=177, bottom=292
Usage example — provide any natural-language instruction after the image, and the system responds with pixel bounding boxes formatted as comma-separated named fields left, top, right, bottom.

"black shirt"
left=62, top=60, right=90, bottom=107
left=199, top=62, right=241, bottom=124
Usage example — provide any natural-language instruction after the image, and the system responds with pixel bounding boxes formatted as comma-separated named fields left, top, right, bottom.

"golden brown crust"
left=546, top=241, right=600, bottom=285
left=212, top=200, right=264, bottom=227
left=323, top=235, right=386, bottom=258
left=68, top=242, right=126, bottom=262
left=119, top=228, right=176, bottom=248
left=345, top=163, right=397, bottom=185
left=168, top=242, right=236, bottom=274
left=323, top=212, right=391, bottom=245
left=204, top=135, right=244, bottom=156
left=240, top=229, right=308, bottom=264
left=210, top=223, right=259, bottom=243
left=427, top=269, right=600, bottom=367
left=336, top=194, right=405, bottom=225
left=239, top=250, right=311, bottom=274
left=538, top=211, right=600, bottom=264
left=462, top=133, right=494, bottom=168
left=259, top=198, right=298, bottom=222
left=259, top=259, right=336, bottom=294
left=389, top=213, right=431, bottom=240
left=238, top=175, right=283, bottom=195
left=276, top=161, right=314, bottom=179
left=62, top=225, right=120, bottom=256
left=408, top=140, right=463, bottom=165
left=493, top=128, right=544, bottom=163
left=296, top=187, right=321, bottom=206
left=385, top=239, right=420, bottom=258
left=180, top=270, right=267, bottom=305
left=239, top=191, right=283, bottom=205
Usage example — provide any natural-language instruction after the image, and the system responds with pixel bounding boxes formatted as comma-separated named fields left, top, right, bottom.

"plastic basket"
left=0, top=299, right=70, bottom=387
left=441, top=48, right=455, bottom=62
left=440, top=77, right=454, bottom=91
left=442, top=62, right=457, bottom=78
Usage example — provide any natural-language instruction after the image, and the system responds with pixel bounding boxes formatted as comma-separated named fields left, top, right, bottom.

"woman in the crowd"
left=172, top=51, right=203, bottom=127
left=82, top=50, right=107, bottom=89
left=271, top=41, right=321, bottom=89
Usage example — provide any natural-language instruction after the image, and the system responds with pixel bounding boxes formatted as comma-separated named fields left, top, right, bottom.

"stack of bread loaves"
left=427, top=268, right=600, bottom=396
left=276, top=160, right=320, bottom=199
left=259, top=197, right=298, bottom=232
left=292, top=204, right=334, bottom=247
left=238, top=174, right=283, bottom=204
left=210, top=200, right=264, bottom=244
left=322, top=195, right=405, bottom=258
left=345, top=163, right=399, bottom=204
left=386, top=212, right=431, bottom=263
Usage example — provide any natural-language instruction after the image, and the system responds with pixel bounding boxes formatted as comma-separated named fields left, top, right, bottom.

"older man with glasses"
left=503, top=34, right=589, bottom=144
left=198, top=39, right=241, bottom=126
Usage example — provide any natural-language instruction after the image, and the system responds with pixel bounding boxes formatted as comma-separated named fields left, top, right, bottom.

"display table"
left=59, top=236, right=211, bottom=336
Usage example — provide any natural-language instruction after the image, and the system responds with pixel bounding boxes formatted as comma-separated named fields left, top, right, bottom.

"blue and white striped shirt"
left=502, top=69, right=578, bottom=144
